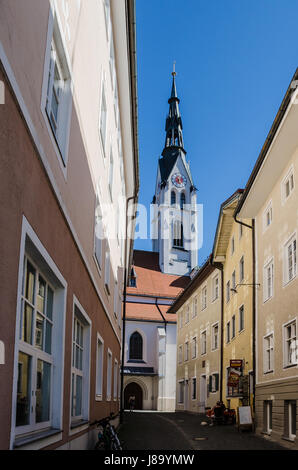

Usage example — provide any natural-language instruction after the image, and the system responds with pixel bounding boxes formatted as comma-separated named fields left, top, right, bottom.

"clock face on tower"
left=172, top=173, right=187, bottom=188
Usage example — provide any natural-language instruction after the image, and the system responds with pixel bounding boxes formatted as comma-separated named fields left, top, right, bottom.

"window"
left=114, top=360, right=118, bottom=400
left=184, top=342, right=189, bottom=362
left=185, top=306, right=190, bottom=324
left=129, top=266, right=137, bottom=288
left=213, top=275, right=219, bottom=301
left=212, top=324, right=219, bottom=351
left=109, top=150, right=114, bottom=198
left=284, top=401, right=296, bottom=440
left=226, top=322, right=230, bottom=343
left=231, top=237, right=235, bottom=255
left=192, top=297, right=198, bottom=318
left=16, top=258, right=54, bottom=431
left=239, top=256, right=244, bottom=282
left=96, top=335, right=104, bottom=399
left=171, top=191, right=176, bottom=206
left=209, top=373, right=219, bottom=393
left=239, top=223, right=243, bottom=239
left=283, top=168, right=294, bottom=201
left=105, top=248, right=111, bottom=294
left=264, top=333, right=274, bottom=373
left=201, top=331, right=207, bottom=355
left=173, top=221, right=184, bottom=248
left=94, top=197, right=103, bottom=269
left=201, top=287, right=207, bottom=310
left=178, top=345, right=183, bottom=364
left=192, top=378, right=197, bottom=400
left=239, top=305, right=244, bottom=332
left=71, top=303, right=91, bottom=424
left=226, top=281, right=230, bottom=303
left=191, top=337, right=197, bottom=359
left=263, top=401, right=273, bottom=434
left=45, top=37, right=71, bottom=164
left=232, top=315, right=236, bottom=339
left=129, top=332, right=143, bottom=361
left=180, top=192, right=186, bottom=209
left=226, top=365, right=243, bottom=397
left=179, top=312, right=183, bottom=329
left=232, top=271, right=236, bottom=293
left=283, top=320, right=297, bottom=367
left=263, top=202, right=273, bottom=230
left=178, top=381, right=184, bottom=404
left=107, top=350, right=112, bottom=401
left=284, top=235, right=297, bottom=284
left=103, top=0, right=111, bottom=40
left=264, top=259, right=274, bottom=301
left=100, top=85, right=107, bottom=150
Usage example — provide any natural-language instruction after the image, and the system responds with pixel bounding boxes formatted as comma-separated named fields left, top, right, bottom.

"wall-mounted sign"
left=230, top=359, right=242, bottom=368
left=227, top=369, right=241, bottom=388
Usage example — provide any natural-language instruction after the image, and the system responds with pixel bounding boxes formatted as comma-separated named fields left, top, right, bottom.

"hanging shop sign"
left=230, top=359, right=243, bottom=368
left=228, top=368, right=241, bottom=388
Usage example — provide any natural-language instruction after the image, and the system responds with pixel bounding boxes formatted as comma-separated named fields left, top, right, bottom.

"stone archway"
left=124, top=382, right=143, bottom=410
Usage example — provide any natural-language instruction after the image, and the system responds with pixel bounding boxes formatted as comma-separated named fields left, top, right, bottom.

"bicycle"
left=92, top=413, right=122, bottom=450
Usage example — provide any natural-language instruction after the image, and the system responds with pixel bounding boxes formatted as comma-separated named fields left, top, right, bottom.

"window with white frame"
left=109, top=149, right=114, bottom=199
left=96, top=335, right=104, bottom=399
left=184, top=341, right=189, bottom=361
left=212, top=324, right=219, bottom=351
left=114, top=282, right=118, bottom=319
left=105, top=247, right=111, bottom=294
left=284, top=235, right=297, bottom=284
left=239, top=223, right=243, bottom=239
left=173, top=220, right=184, bottom=248
left=283, top=320, right=297, bottom=367
left=45, top=36, right=71, bottom=164
left=179, top=311, right=183, bottom=329
left=264, top=259, right=274, bottom=301
left=192, top=297, right=198, bottom=318
left=71, top=305, right=91, bottom=423
left=191, top=337, right=197, bottom=359
left=213, top=275, right=219, bottom=301
left=107, top=350, right=112, bottom=400
left=209, top=373, right=219, bottom=393
left=264, top=333, right=274, bottom=373
left=178, top=345, right=183, bottom=364
left=231, top=236, right=235, bottom=255
left=239, top=305, right=245, bottom=332
left=100, top=84, right=107, bottom=150
left=201, top=287, right=207, bottom=310
left=191, top=377, right=197, bottom=400
left=185, top=306, right=190, bottom=324
left=284, top=400, right=296, bottom=440
left=263, top=401, right=273, bottom=434
left=113, top=360, right=118, bottom=400
left=201, top=331, right=207, bottom=355
left=94, top=197, right=103, bottom=269
left=239, top=256, right=244, bottom=282
left=16, top=258, right=54, bottom=432
left=263, top=202, right=273, bottom=230
left=283, top=168, right=294, bottom=201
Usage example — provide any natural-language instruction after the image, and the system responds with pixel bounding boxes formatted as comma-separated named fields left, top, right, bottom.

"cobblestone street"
left=119, top=411, right=287, bottom=451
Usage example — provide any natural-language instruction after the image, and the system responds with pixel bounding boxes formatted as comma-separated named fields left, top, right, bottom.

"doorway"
left=124, top=382, right=143, bottom=410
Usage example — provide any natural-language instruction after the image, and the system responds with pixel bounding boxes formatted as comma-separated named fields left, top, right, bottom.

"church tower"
left=152, top=69, right=198, bottom=275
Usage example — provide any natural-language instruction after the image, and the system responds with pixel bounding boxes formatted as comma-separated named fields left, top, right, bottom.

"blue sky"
left=133, top=0, right=298, bottom=265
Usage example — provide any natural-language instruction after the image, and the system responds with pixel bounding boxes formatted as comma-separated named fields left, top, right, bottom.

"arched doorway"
left=124, top=382, right=143, bottom=410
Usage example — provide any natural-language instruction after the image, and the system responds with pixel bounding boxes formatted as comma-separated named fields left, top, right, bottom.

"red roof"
left=127, top=250, right=190, bottom=298
left=126, top=302, right=177, bottom=323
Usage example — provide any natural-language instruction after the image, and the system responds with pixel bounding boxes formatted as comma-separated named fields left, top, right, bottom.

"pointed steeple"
left=164, top=65, right=184, bottom=150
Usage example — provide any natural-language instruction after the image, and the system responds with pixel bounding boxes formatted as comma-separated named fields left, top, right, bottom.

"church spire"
left=164, top=64, right=184, bottom=150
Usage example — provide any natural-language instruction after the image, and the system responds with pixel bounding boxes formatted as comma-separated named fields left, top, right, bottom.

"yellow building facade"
left=213, top=190, right=254, bottom=415
left=169, top=258, right=222, bottom=413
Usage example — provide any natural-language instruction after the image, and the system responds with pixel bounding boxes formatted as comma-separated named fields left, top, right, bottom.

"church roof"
left=127, top=250, right=190, bottom=298
left=125, top=302, right=178, bottom=323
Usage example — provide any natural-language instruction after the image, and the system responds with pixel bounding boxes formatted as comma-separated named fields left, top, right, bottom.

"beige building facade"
left=237, top=70, right=298, bottom=448
left=169, top=258, right=221, bottom=413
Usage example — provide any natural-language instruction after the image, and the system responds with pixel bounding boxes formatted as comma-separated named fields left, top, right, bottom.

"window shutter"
left=209, top=376, right=212, bottom=392
left=215, top=373, right=219, bottom=391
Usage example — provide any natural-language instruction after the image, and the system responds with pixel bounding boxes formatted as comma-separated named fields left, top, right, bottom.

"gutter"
left=155, top=298, right=167, bottom=332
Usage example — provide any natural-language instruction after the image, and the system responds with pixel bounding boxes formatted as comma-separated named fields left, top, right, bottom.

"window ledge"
left=14, top=428, right=62, bottom=449
left=70, top=419, right=89, bottom=430
left=282, top=435, right=296, bottom=443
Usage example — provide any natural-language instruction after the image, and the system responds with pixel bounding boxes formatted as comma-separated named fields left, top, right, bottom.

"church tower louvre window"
left=152, top=66, right=198, bottom=275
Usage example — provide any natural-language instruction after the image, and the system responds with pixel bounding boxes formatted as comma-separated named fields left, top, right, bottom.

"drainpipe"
left=233, top=213, right=256, bottom=415
left=211, top=257, right=224, bottom=402
left=155, top=297, right=167, bottom=332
